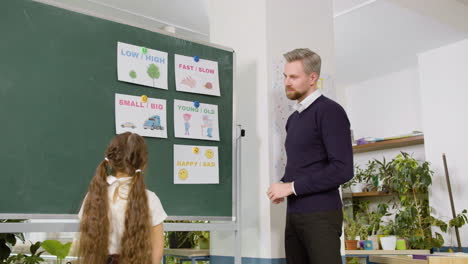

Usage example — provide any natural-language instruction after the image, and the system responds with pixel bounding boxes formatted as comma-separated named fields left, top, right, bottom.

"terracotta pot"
left=345, top=240, right=359, bottom=250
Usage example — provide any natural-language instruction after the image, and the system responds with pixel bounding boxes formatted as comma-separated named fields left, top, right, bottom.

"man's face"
left=283, top=60, right=317, bottom=101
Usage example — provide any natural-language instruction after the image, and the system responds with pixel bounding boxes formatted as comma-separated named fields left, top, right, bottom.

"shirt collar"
left=293, top=89, right=322, bottom=113
left=106, top=175, right=133, bottom=185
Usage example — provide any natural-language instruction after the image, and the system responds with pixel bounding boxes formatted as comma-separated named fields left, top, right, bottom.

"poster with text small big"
left=115, top=93, right=167, bottom=138
left=175, top=54, right=220, bottom=96
left=117, top=42, right=168, bottom=90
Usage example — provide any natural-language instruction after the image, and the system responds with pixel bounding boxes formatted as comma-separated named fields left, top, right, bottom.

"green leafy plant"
left=147, top=63, right=160, bottom=87
left=41, top=240, right=71, bottom=264
left=449, top=209, right=468, bottom=229
left=0, top=220, right=25, bottom=264
left=344, top=213, right=367, bottom=240
left=389, top=152, right=447, bottom=249
left=6, top=241, right=44, bottom=264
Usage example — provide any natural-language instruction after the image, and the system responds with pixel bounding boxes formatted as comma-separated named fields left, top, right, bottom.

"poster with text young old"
left=174, top=54, right=220, bottom=96
left=174, top=145, right=219, bottom=184
left=117, top=42, right=168, bottom=89
left=115, top=93, right=167, bottom=138
left=173, top=99, right=219, bottom=141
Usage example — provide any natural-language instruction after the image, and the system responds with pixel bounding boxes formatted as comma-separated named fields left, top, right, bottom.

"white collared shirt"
left=289, top=89, right=322, bottom=195
left=79, top=175, right=167, bottom=254
left=293, top=89, right=322, bottom=113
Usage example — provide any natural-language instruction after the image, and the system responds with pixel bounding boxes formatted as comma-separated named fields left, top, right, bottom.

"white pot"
left=350, top=182, right=365, bottom=193
left=380, top=236, right=397, bottom=250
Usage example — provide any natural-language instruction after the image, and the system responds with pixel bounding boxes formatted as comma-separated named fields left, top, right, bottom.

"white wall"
left=346, top=67, right=423, bottom=140
left=209, top=0, right=336, bottom=260
left=418, top=38, right=468, bottom=246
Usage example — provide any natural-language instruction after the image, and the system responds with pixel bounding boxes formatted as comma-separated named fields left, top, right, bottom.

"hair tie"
left=104, top=157, right=109, bottom=162
left=135, top=169, right=142, bottom=173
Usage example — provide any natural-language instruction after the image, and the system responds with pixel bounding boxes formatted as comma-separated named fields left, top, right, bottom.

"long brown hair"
left=78, top=132, right=152, bottom=264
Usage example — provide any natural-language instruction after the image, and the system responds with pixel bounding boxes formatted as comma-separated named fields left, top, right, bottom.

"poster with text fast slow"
left=117, top=42, right=168, bottom=89
left=115, top=93, right=167, bottom=138
left=174, top=145, right=219, bottom=184
left=174, top=99, right=219, bottom=141
left=174, top=54, right=220, bottom=96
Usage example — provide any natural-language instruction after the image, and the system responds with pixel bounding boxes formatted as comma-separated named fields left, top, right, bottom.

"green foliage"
left=0, top=220, right=26, bottom=264
left=5, top=241, right=44, bottom=264
left=344, top=212, right=367, bottom=240
left=449, top=209, right=468, bottom=228
left=349, top=152, right=467, bottom=250
left=41, top=240, right=71, bottom=264
left=147, top=63, right=160, bottom=87
left=129, top=70, right=137, bottom=79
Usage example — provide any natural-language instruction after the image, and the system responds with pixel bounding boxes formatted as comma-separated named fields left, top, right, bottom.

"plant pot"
left=345, top=240, right=359, bottom=250
left=380, top=236, right=397, bottom=250
left=350, top=182, right=365, bottom=193
left=364, top=240, right=374, bottom=250
left=396, top=239, right=407, bottom=250
left=198, top=237, right=209, bottom=249
left=369, top=235, right=379, bottom=250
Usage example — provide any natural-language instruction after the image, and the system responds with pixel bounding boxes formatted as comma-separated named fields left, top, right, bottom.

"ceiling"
left=38, top=0, right=468, bottom=87
left=334, top=0, right=468, bottom=87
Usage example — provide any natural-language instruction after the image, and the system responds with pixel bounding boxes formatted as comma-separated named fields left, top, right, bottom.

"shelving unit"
left=353, top=135, right=424, bottom=154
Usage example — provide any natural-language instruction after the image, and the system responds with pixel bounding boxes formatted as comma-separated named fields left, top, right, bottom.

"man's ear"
left=309, top=72, right=319, bottom=86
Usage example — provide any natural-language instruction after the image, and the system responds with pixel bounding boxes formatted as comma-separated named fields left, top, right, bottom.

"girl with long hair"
left=78, top=132, right=167, bottom=264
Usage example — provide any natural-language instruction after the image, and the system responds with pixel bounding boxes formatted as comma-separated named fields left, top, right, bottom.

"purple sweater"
left=281, top=95, right=354, bottom=214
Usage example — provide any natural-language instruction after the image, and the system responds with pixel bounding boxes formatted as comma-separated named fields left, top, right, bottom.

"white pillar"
left=209, top=1, right=336, bottom=261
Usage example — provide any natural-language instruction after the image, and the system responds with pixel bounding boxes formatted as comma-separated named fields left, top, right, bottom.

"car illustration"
left=143, top=115, right=164, bottom=130
left=121, top=122, right=136, bottom=129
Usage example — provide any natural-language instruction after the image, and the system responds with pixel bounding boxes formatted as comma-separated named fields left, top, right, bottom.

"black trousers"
left=285, top=209, right=343, bottom=264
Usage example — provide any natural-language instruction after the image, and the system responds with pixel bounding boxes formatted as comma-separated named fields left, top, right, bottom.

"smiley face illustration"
left=178, top=168, right=189, bottom=180
left=205, top=149, right=214, bottom=159
left=192, top=146, right=200, bottom=154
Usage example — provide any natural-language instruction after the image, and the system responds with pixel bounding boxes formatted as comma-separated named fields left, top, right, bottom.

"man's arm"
left=293, top=104, right=354, bottom=196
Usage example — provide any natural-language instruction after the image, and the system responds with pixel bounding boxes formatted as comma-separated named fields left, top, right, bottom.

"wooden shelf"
left=353, top=135, right=424, bottom=154
left=352, top=191, right=393, bottom=198
left=346, top=250, right=430, bottom=256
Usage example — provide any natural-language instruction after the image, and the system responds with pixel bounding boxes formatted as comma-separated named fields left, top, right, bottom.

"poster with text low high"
left=174, top=54, right=220, bottom=96
left=115, top=93, right=167, bottom=138
left=174, top=145, right=219, bottom=184
left=174, top=99, right=220, bottom=141
left=117, top=42, right=168, bottom=90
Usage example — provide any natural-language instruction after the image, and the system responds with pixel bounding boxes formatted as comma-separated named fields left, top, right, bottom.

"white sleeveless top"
left=79, top=176, right=167, bottom=254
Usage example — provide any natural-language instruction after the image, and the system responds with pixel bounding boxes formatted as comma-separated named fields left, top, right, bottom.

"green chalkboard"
left=0, top=0, right=233, bottom=217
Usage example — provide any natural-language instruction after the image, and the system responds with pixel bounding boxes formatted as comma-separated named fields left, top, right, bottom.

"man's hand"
left=267, top=182, right=294, bottom=203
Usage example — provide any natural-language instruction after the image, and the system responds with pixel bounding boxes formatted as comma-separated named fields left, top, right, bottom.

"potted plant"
left=41, top=240, right=72, bottom=264
left=4, top=241, right=44, bottom=264
left=344, top=214, right=366, bottom=250
left=0, top=219, right=25, bottom=264
left=380, top=221, right=397, bottom=250
left=389, top=152, right=448, bottom=249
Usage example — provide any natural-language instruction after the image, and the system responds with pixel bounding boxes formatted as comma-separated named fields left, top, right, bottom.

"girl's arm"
left=151, top=223, right=164, bottom=264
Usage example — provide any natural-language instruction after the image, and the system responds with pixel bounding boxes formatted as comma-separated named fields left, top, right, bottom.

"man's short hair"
left=283, top=48, right=321, bottom=76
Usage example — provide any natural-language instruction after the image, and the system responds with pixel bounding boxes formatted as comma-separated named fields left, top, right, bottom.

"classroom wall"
left=345, top=67, right=423, bottom=140
left=209, top=0, right=336, bottom=260
left=418, top=38, right=468, bottom=246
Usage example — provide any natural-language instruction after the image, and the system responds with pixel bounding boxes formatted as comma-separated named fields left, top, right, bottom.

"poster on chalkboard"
left=117, top=42, right=168, bottom=90
left=174, top=54, right=220, bottom=96
left=173, top=99, right=219, bottom=141
left=174, top=145, right=219, bottom=184
left=115, top=93, right=167, bottom=138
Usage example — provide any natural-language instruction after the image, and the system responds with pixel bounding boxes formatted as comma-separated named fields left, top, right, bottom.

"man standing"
left=267, top=48, right=354, bottom=264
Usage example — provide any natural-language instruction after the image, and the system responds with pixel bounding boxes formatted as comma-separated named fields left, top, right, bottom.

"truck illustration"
left=143, top=115, right=164, bottom=130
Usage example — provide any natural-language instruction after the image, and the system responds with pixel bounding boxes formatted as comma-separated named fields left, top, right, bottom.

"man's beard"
left=285, top=88, right=306, bottom=100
